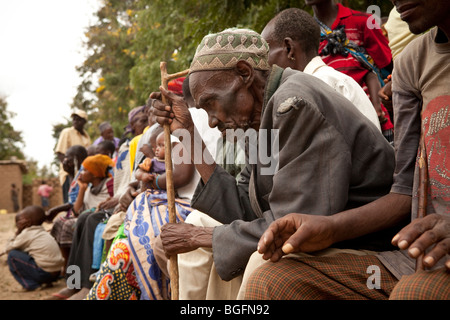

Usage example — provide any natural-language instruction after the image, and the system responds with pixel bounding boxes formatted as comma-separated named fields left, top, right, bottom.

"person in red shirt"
left=37, top=181, right=53, bottom=210
left=306, top=0, right=394, bottom=143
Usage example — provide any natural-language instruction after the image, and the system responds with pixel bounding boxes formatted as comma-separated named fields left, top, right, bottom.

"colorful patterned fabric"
left=244, top=253, right=398, bottom=300
left=125, top=189, right=192, bottom=300
left=317, top=3, right=392, bottom=86
left=86, top=238, right=141, bottom=300
left=189, top=28, right=270, bottom=74
left=50, top=213, right=77, bottom=246
left=315, top=4, right=394, bottom=136
left=317, top=22, right=384, bottom=86
left=390, top=268, right=450, bottom=300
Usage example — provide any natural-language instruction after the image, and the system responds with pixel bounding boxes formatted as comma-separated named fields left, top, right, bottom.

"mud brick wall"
left=29, top=178, right=64, bottom=209
left=0, top=163, right=23, bottom=213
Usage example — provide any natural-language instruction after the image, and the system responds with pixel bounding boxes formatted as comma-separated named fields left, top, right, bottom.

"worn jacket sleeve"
left=191, top=163, right=258, bottom=224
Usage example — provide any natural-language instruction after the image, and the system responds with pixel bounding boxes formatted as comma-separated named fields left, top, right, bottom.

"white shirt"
left=304, top=56, right=382, bottom=132
left=173, top=108, right=222, bottom=200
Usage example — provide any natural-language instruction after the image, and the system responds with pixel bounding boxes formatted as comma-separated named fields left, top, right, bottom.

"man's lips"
left=218, top=125, right=232, bottom=136
left=396, top=2, right=419, bottom=20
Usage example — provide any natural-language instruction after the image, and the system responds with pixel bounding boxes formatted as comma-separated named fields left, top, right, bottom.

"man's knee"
left=390, top=268, right=449, bottom=300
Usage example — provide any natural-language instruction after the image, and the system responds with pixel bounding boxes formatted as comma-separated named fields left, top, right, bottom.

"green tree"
left=22, top=158, right=38, bottom=185
left=129, top=0, right=308, bottom=103
left=0, top=96, right=25, bottom=160
left=72, top=0, right=141, bottom=140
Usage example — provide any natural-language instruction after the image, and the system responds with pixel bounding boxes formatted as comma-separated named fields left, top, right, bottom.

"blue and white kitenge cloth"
left=124, top=189, right=192, bottom=300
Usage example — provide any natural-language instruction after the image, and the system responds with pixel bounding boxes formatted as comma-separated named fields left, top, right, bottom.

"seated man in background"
left=261, top=7, right=382, bottom=132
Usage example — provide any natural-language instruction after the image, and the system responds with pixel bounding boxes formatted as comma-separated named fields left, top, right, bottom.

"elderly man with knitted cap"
left=152, top=28, right=397, bottom=300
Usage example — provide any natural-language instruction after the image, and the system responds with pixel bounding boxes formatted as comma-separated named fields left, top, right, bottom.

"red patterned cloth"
left=318, top=3, right=394, bottom=134
left=319, top=3, right=392, bottom=86
left=86, top=238, right=141, bottom=300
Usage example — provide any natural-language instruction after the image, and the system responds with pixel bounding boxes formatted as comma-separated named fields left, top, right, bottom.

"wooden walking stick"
left=159, top=62, right=189, bottom=300
left=416, top=129, right=428, bottom=272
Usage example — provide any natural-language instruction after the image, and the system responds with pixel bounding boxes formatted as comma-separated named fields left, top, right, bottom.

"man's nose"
left=208, top=115, right=219, bottom=128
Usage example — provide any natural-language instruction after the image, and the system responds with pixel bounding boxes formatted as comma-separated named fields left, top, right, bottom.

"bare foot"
left=68, top=287, right=91, bottom=300
left=44, top=287, right=79, bottom=300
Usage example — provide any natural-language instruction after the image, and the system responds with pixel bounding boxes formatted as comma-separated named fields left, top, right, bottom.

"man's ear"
left=235, top=60, right=254, bottom=88
left=284, top=37, right=296, bottom=60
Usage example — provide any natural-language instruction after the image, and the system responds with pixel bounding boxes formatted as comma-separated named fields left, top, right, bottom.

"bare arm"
left=72, top=182, right=88, bottom=216
left=118, top=181, right=139, bottom=212
left=258, top=193, right=411, bottom=262
left=378, top=78, right=393, bottom=114
left=45, top=202, right=73, bottom=221
left=152, top=162, right=195, bottom=191
left=365, top=71, right=384, bottom=119
left=329, top=193, right=411, bottom=244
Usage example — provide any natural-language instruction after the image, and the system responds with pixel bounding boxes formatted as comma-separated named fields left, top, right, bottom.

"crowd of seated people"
left=2, top=1, right=449, bottom=301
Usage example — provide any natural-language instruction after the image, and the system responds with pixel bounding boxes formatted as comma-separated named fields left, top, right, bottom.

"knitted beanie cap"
left=189, top=28, right=270, bottom=74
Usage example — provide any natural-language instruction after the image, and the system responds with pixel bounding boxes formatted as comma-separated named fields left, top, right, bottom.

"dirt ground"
left=0, top=213, right=66, bottom=300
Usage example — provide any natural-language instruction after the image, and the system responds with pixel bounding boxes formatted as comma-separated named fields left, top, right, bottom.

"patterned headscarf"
left=128, top=106, right=147, bottom=123
left=82, top=154, right=114, bottom=178
left=189, top=28, right=270, bottom=74
left=123, top=105, right=148, bottom=135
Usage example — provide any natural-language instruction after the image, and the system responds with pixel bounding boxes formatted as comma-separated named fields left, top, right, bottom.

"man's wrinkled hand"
left=257, top=213, right=335, bottom=262
left=150, top=88, right=194, bottom=134
left=160, top=223, right=213, bottom=257
left=392, top=213, right=450, bottom=270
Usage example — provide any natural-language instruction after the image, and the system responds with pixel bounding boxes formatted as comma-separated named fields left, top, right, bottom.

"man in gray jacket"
left=152, top=27, right=397, bottom=299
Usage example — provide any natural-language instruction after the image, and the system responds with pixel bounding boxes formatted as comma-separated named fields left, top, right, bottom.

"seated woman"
left=86, top=126, right=196, bottom=300
left=48, top=154, right=114, bottom=300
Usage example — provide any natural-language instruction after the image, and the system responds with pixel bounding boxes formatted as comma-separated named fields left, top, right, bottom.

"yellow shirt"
left=129, top=126, right=149, bottom=176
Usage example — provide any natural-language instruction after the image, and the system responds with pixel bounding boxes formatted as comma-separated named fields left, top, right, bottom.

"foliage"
left=21, top=158, right=38, bottom=185
left=343, top=0, right=393, bottom=17
left=71, top=0, right=141, bottom=140
left=0, top=96, right=25, bottom=160
left=63, top=0, right=393, bottom=144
